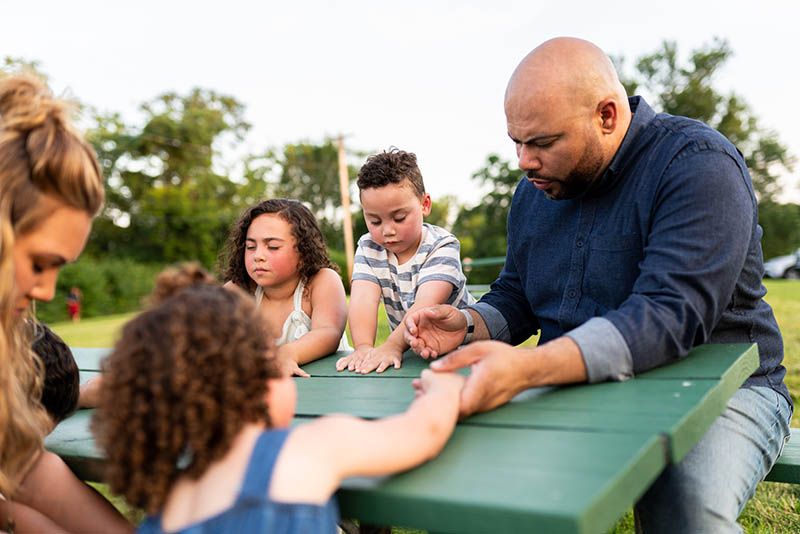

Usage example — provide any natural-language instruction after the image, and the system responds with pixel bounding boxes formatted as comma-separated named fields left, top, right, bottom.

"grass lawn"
left=50, top=280, right=800, bottom=533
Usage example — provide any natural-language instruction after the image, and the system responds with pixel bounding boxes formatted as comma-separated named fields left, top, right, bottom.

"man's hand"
left=421, top=337, right=588, bottom=419
left=414, top=340, right=527, bottom=418
left=403, top=304, right=466, bottom=359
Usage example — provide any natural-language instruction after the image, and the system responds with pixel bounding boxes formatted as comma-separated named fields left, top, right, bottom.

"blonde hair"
left=0, top=74, right=104, bottom=495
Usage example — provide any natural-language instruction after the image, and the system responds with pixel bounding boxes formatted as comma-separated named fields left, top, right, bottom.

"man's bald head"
left=506, top=37, right=628, bottom=119
left=504, top=38, right=633, bottom=200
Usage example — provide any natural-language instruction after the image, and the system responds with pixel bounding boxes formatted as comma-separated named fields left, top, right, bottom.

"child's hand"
left=336, top=346, right=372, bottom=372
left=353, top=344, right=403, bottom=374
left=276, top=346, right=311, bottom=378
left=413, top=368, right=466, bottom=399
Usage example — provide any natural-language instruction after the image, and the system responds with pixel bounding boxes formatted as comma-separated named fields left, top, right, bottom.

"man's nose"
left=518, top=145, right=542, bottom=172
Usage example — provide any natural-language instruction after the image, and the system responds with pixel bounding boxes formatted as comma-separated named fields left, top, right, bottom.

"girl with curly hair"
left=92, top=266, right=464, bottom=534
left=220, top=199, right=350, bottom=377
left=0, top=74, right=131, bottom=532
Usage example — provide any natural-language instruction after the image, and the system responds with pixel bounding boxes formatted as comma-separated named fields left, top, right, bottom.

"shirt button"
left=568, top=289, right=577, bottom=298
left=576, top=240, right=584, bottom=247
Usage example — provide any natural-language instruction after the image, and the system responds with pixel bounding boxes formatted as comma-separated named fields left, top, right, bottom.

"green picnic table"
left=46, top=343, right=758, bottom=534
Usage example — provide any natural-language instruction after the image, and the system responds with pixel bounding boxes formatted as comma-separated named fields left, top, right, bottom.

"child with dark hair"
left=220, top=199, right=349, bottom=377
left=92, top=266, right=463, bottom=534
left=337, top=147, right=474, bottom=374
left=32, top=323, right=79, bottom=426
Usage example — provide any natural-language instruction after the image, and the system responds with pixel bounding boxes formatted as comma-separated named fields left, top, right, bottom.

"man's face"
left=506, top=99, right=605, bottom=200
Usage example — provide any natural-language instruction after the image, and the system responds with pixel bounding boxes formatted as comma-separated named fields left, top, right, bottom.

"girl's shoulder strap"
left=292, top=278, right=306, bottom=311
left=237, top=428, right=291, bottom=501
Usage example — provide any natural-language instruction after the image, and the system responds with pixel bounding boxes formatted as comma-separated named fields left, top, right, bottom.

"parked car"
left=764, top=248, right=800, bottom=279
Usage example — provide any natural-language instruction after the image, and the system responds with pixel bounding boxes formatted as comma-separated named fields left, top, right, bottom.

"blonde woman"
left=0, top=75, right=131, bottom=533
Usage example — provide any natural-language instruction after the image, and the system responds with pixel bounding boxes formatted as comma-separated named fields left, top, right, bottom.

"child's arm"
left=268, top=369, right=464, bottom=503
left=348, top=280, right=455, bottom=374
left=335, top=280, right=381, bottom=371
left=278, top=268, right=348, bottom=368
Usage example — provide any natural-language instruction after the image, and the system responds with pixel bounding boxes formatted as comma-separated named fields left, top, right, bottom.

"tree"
left=613, top=38, right=795, bottom=201
left=257, top=140, right=363, bottom=251
left=452, top=154, right=521, bottom=283
left=86, top=89, right=257, bottom=267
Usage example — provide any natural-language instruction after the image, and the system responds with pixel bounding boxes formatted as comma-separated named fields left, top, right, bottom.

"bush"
left=35, top=258, right=166, bottom=323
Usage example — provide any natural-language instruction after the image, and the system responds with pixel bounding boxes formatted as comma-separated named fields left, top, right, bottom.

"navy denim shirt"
left=474, top=96, right=790, bottom=407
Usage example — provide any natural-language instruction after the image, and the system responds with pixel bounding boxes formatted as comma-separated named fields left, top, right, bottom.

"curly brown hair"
left=357, top=147, right=426, bottom=197
left=91, top=277, right=282, bottom=515
left=219, top=199, right=336, bottom=292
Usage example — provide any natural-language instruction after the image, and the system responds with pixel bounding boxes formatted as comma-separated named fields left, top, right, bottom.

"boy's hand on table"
left=354, top=344, right=403, bottom=374
left=336, top=346, right=372, bottom=372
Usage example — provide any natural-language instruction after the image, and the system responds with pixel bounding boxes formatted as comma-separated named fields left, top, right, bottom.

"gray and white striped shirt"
left=352, top=223, right=475, bottom=330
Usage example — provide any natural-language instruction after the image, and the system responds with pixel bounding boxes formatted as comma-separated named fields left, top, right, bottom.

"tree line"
left=2, top=38, right=796, bottom=322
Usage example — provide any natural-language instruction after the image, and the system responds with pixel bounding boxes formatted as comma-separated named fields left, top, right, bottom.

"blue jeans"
left=635, top=385, right=792, bottom=534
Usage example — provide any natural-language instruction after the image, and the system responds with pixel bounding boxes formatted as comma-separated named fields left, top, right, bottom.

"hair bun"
left=0, top=74, right=67, bottom=134
left=150, top=263, right=219, bottom=304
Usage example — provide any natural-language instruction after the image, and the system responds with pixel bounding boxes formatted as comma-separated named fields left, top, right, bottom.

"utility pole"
left=337, top=135, right=355, bottom=281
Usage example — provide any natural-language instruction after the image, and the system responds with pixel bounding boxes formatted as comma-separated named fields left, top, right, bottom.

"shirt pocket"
left=584, top=234, right=643, bottom=310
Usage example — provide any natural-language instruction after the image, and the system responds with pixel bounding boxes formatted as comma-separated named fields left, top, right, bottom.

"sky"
left=3, top=0, right=799, bottom=205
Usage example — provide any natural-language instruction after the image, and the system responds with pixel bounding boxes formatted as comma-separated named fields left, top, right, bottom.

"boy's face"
left=360, top=182, right=431, bottom=264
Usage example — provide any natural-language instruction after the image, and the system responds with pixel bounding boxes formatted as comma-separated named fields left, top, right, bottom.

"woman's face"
left=12, top=201, right=92, bottom=315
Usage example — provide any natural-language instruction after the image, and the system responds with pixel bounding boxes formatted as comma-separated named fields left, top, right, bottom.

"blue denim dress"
left=138, top=429, right=339, bottom=534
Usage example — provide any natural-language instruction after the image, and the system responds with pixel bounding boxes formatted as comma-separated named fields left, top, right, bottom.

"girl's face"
left=12, top=201, right=92, bottom=316
left=244, top=214, right=300, bottom=289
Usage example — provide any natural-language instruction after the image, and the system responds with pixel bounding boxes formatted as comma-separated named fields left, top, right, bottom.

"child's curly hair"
left=356, top=147, right=426, bottom=197
left=219, top=199, right=337, bottom=291
left=91, top=268, right=282, bottom=515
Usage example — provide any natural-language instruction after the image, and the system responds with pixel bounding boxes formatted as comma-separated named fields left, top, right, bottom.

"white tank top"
left=254, top=279, right=350, bottom=351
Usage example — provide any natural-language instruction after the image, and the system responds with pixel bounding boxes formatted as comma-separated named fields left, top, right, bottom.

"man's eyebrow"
left=508, top=132, right=561, bottom=144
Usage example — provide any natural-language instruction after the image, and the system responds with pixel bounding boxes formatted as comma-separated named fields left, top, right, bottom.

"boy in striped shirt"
left=336, top=148, right=475, bottom=374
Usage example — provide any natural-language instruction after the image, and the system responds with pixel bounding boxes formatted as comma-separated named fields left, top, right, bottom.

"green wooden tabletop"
left=48, top=343, right=758, bottom=534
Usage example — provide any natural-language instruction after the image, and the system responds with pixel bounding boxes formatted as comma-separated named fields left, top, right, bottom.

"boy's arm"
left=335, top=280, right=381, bottom=371
left=351, top=280, right=455, bottom=373
left=268, top=370, right=464, bottom=503
left=279, top=269, right=348, bottom=369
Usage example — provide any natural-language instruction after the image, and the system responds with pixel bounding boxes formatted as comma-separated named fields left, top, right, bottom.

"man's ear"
left=597, top=98, right=619, bottom=134
left=421, top=194, right=432, bottom=216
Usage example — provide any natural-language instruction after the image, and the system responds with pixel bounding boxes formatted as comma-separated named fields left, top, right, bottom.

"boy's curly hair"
left=91, top=270, right=282, bottom=515
left=356, top=147, right=426, bottom=197
left=219, top=199, right=336, bottom=292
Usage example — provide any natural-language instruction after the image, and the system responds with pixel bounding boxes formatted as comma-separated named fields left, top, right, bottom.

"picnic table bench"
left=47, top=343, right=781, bottom=533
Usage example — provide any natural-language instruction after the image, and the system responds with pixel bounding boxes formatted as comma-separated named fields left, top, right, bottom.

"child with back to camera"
left=31, top=323, right=79, bottom=428
left=91, top=266, right=464, bottom=534
left=336, top=148, right=475, bottom=374
left=221, top=199, right=349, bottom=377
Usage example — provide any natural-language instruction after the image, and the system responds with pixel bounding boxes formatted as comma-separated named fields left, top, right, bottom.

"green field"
left=50, top=280, right=800, bottom=533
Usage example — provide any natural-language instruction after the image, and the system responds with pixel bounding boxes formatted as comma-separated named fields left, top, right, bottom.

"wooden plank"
left=765, top=428, right=800, bottom=483
left=336, top=426, right=664, bottom=534
left=71, top=347, right=110, bottom=371
left=44, top=410, right=105, bottom=482
left=635, top=343, right=758, bottom=380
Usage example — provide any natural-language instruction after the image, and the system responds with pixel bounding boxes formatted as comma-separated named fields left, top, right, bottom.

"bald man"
left=405, top=38, right=791, bottom=532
